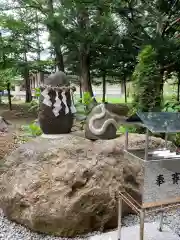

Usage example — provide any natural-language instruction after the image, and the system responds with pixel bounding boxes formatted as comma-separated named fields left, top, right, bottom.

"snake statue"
left=88, top=104, right=119, bottom=136
left=84, top=102, right=127, bottom=141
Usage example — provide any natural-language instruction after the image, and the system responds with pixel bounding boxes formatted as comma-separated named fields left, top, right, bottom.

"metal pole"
left=117, top=198, right=122, bottom=240
left=145, top=128, right=149, bottom=160
left=125, top=128, right=128, bottom=151
left=165, top=133, right=168, bottom=149
left=140, top=210, right=145, bottom=240
left=159, top=211, right=164, bottom=232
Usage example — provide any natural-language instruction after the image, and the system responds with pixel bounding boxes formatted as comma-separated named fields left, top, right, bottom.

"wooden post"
left=145, top=128, right=149, bottom=160
left=117, top=198, right=122, bottom=240
left=159, top=211, right=164, bottom=232
left=140, top=210, right=145, bottom=240
left=125, top=128, right=128, bottom=151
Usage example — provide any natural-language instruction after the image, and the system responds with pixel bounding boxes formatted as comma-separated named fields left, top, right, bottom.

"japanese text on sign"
left=156, top=173, right=180, bottom=186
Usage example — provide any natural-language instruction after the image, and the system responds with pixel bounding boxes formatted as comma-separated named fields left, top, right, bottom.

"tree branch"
left=165, top=17, right=180, bottom=32
left=160, top=62, right=176, bottom=71
left=0, top=3, right=47, bottom=15
left=161, top=0, right=179, bottom=36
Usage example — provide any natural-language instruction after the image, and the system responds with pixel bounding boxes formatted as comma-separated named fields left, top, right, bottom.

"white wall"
left=74, top=84, right=122, bottom=99
left=11, top=84, right=123, bottom=101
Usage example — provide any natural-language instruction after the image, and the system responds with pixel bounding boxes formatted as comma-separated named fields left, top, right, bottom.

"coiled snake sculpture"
left=88, top=104, right=118, bottom=136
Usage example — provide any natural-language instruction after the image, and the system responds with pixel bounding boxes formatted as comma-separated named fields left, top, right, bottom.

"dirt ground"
left=0, top=103, right=37, bottom=131
left=0, top=103, right=37, bottom=160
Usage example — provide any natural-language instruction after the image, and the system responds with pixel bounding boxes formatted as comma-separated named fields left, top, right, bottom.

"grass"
left=1, top=93, right=178, bottom=136
left=96, top=96, right=132, bottom=103
left=1, top=92, right=177, bottom=109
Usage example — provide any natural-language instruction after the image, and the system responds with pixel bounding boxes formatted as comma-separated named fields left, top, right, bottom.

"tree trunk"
left=35, top=11, right=41, bottom=61
left=0, top=32, right=7, bottom=106
left=19, top=8, right=32, bottom=103
left=23, top=49, right=32, bottom=103
left=121, top=81, right=125, bottom=94
left=7, top=82, right=12, bottom=110
left=54, top=46, right=64, bottom=72
left=47, top=0, right=64, bottom=72
left=123, top=75, right=127, bottom=103
left=102, top=71, right=106, bottom=103
left=177, top=72, right=180, bottom=102
left=79, top=45, right=94, bottom=97
left=24, top=67, right=32, bottom=103
left=78, top=8, right=94, bottom=99
left=160, top=69, right=164, bottom=97
left=79, top=80, right=82, bottom=103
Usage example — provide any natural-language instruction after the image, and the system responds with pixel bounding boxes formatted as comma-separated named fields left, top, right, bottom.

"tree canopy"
left=0, top=0, right=179, bottom=107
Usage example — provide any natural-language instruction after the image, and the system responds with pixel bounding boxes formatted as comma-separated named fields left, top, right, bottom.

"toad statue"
left=38, top=71, right=76, bottom=136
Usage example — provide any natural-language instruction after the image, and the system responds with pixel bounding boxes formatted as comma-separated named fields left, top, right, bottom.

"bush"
left=162, top=100, right=180, bottom=112
left=162, top=100, right=180, bottom=146
left=28, top=100, right=39, bottom=113
left=21, top=121, right=42, bottom=137
left=118, top=126, right=138, bottom=133
left=74, top=92, right=97, bottom=129
left=132, top=45, right=162, bottom=111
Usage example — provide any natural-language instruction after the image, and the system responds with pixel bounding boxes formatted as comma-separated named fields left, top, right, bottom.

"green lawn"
left=96, top=96, right=132, bottom=103
left=1, top=92, right=176, bottom=107
left=97, top=94, right=176, bottom=105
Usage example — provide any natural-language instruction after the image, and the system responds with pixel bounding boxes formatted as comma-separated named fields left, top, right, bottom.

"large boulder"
left=0, top=133, right=168, bottom=237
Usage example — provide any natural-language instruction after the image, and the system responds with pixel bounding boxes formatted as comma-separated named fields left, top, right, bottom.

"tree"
left=133, top=45, right=162, bottom=111
left=113, top=0, right=180, bottom=108
left=0, top=3, right=49, bottom=102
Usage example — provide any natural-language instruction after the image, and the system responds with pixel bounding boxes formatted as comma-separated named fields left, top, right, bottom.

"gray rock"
left=1, top=207, right=180, bottom=239
left=0, top=133, right=171, bottom=238
left=0, top=116, right=10, bottom=132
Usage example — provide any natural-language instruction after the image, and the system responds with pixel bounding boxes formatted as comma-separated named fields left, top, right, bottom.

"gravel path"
left=0, top=208, right=180, bottom=240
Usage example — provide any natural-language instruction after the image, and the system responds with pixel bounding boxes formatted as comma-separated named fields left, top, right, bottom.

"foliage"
left=0, top=68, right=20, bottom=90
left=27, top=87, right=41, bottom=112
left=21, top=121, right=42, bottom=137
left=132, top=45, right=162, bottom=111
left=173, top=133, right=180, bottom=147
left=162, top=99, right=180, bottom=146
left=0, top=0, right=180, bottom=104
left=75, top=92, right=95, bottom=118
left=162, top=100, right=180, bottom=112
left=28, top=100, right=39, bottom=113
left=0, top=5, right=47, bottom=103
left=34, top=87, right=41, bottom=98
left=118, top=125, right=138, bottom=134
left=75, top=92, right=97, bottom=129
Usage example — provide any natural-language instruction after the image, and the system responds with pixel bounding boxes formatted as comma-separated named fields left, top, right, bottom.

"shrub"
left=28, top=100, right=39, bottom=113
left=162, top=100, right=180, bottom=146
left=132, top=45, right=162, bottom=112
left=21, top=121, right=42, bottom=137
left=74, top=92, right=97, bottom=129
left=162, top=100, right=180, bottom=112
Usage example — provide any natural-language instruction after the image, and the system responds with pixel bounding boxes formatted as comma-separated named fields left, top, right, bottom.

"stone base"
left=88, top=222, right=180, bottom=240
left=41, top=134, right=64, bottom=139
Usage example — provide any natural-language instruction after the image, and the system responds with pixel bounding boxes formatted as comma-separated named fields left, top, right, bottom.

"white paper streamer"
left=70, top=90, right=76, bottom=113
left=41, top=89, right=52, bottom=107
left=52, top=91, right=62, bottom=117
left=61, top=91, right=69, bottom=115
